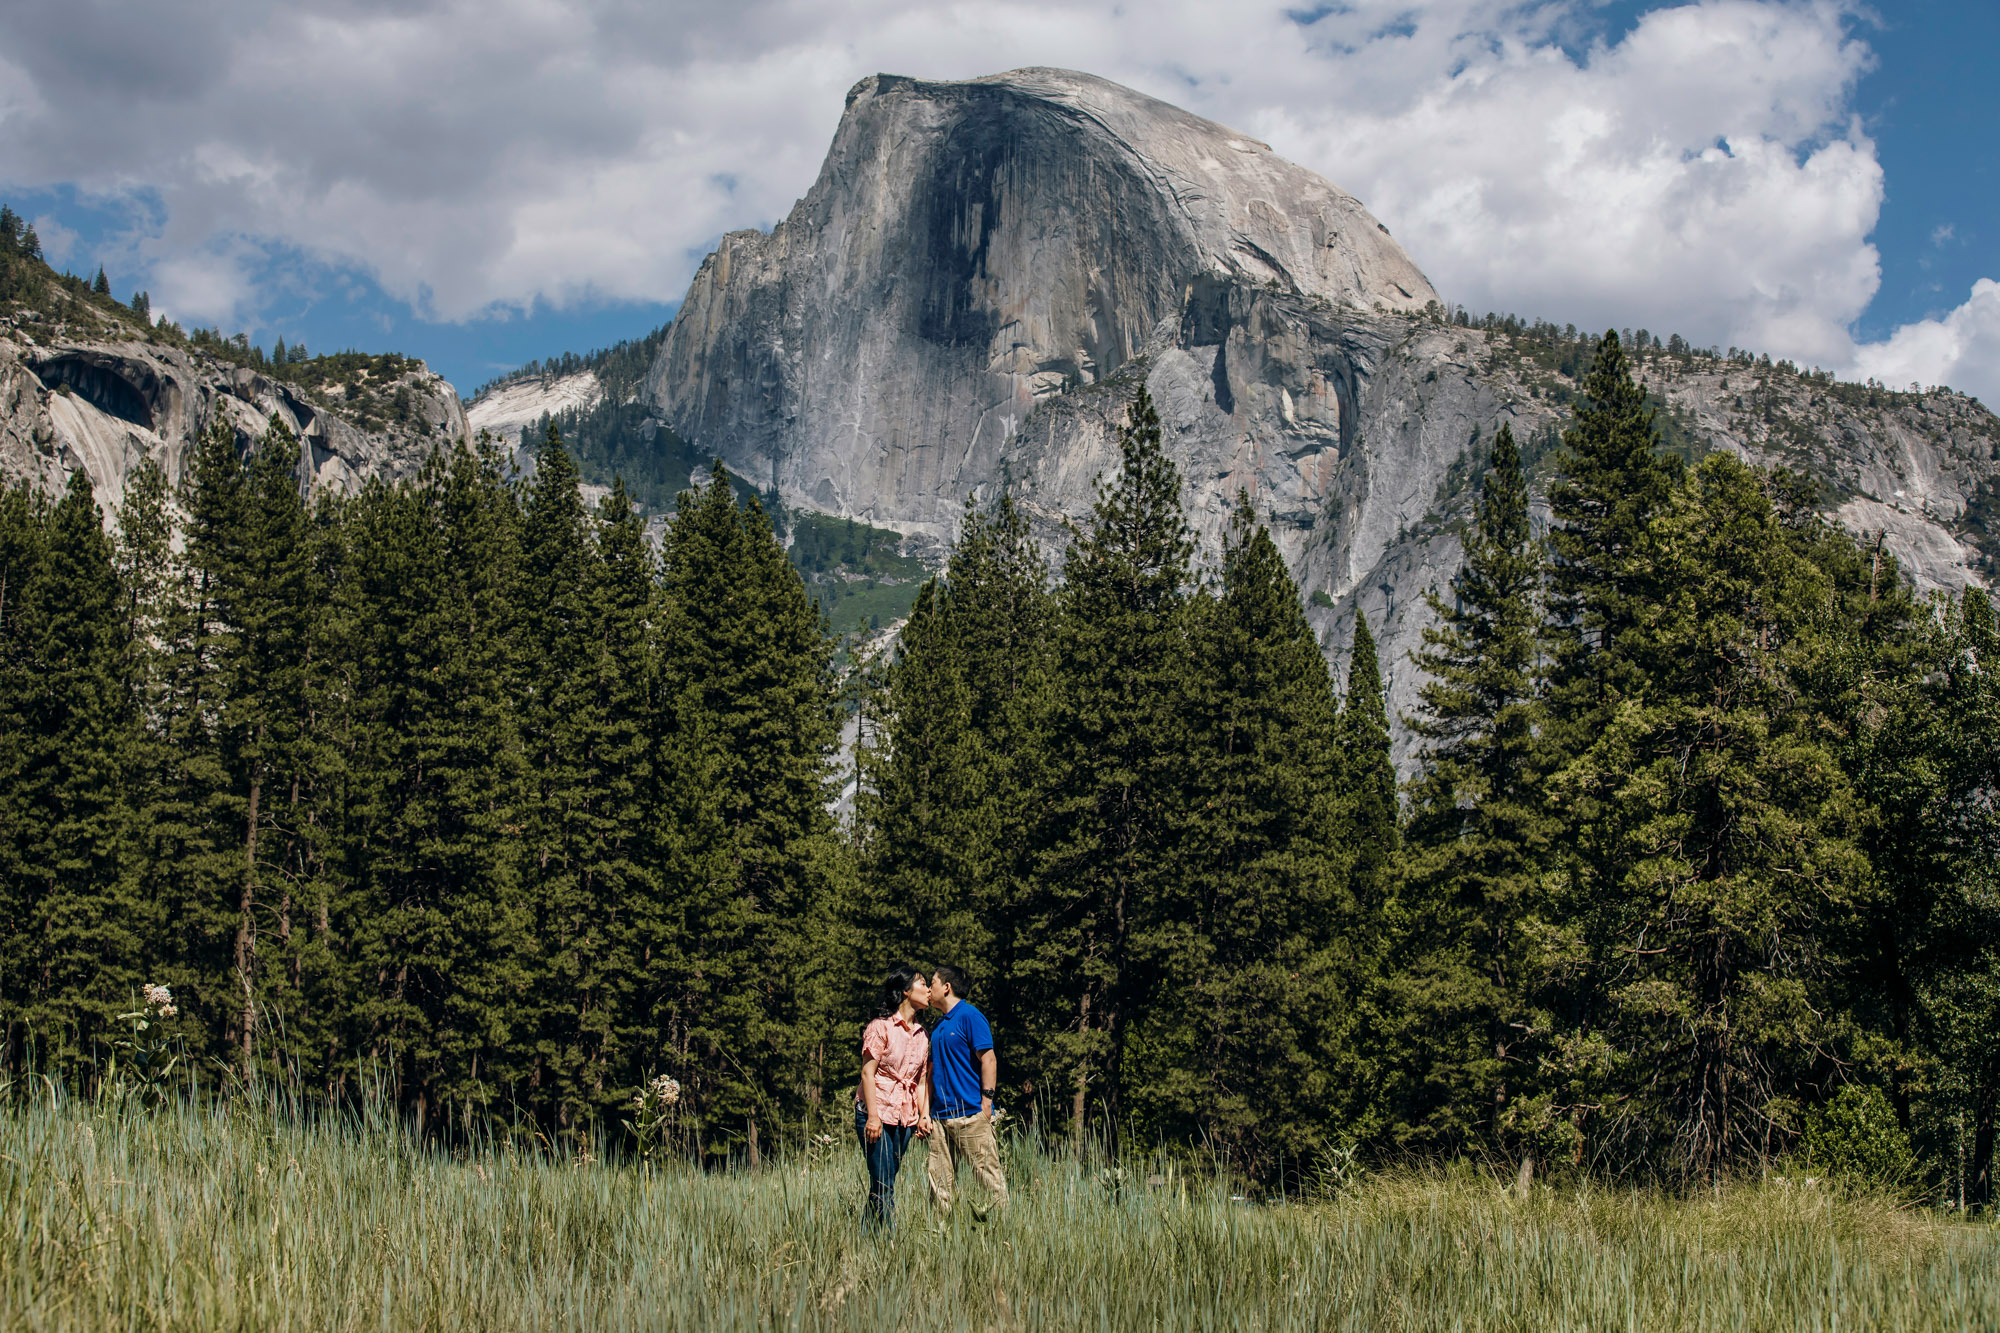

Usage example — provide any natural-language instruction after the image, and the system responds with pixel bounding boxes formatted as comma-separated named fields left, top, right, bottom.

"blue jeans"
left=855, top=1102, right=916, bottom=1229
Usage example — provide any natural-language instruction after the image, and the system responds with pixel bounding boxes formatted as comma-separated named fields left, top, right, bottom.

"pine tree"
left=4, top=470, right=145, bottom=1074
left=1144, top=491, right=1349, bottom=1173
left=1918, top=589, right=2000, bottom=1202
left=930, top=494, right=1054, bottom=1054
left=1021, top=386, right=1193, bottom=1144
left=588, top=479, right=665, bottom=1116
left=1560, top=453, right=1865, bottom=1177
left=517, top=424, right=640, bottom=1137
left=859, top=579, right=977, bottom=970
left=226, top=423, right=327, bottom=1072
left=1544, top=330, right=1678, bottom=734
left=658, top=462, right=838, bottom=1158
left=1336, top=608, right=1398, bottom=920
left=337, top=442, right=531, bottom=1131
left=114, top=454, right=175, bottom=659
left=136, top=418, right=244, bottom=1065
left=0, top=479, right=50, bottom=1074
left=92, top=266, right=110, bottom=296
left=1393, top=424, right=1556, bottom=1158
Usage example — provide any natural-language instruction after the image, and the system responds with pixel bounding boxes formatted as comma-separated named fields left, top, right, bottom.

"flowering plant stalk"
left=623, top=1073, right=682, bottom=1166
left=108, top=984, right=182, bottom=1109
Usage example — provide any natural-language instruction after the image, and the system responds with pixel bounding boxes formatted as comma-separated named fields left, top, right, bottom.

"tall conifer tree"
left=1544, top=330, right=1678, bottom=735
left=1022, top=386, right=1192, bottom=1143
left=935, top=495, right=1054, bottom=1049
left=1395, top=424, right=1554, bottom=1156
left=860, top=579, right=977, bottom=969
left=1336, top=609, right=1398, bottom=923
left=6, top=470, right=143, bottom=1071
left=338, top=442, right=531, bottom=1129
left=518, top=424, right=620, bottom=1134
left=659, top=463, right=837, bottom=1158
left=1561, top=454, right=1865, bottom=1177
left=141, top=418, right=245, bottom=1057
left=589, top=479, right=663, bottom=1112
left=1142, top=492, right=1349, bottom=1171
left=221, top=424, right=320, bottom=1069
left=0, top=479, right=48, bottom=1074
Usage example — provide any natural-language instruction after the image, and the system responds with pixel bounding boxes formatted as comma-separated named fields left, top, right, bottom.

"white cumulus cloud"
left=0, top=0, right=1988, bottom=402
left=1850, top=280, right=2000, bottom=400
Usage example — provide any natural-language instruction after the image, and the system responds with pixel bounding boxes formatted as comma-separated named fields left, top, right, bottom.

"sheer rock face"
left=644, top=68, right=1437, bottom=533
left=0, top=325, right=466, bottom=519
left=637, top=68, right=1486, bottom=758
left=640, top=67, right=1998, bottom=768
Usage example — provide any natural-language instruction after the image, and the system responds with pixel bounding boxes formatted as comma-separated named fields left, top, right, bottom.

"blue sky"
left=11, top=183, right=681, bottom=399
left=2, top=1, right=1994, bottom=402
left=1843, top=0, right=1997, bottom=342
left=1571, top=0, right=1995, bottom=341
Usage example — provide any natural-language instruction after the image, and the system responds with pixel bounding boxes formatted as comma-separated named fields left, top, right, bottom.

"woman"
left=856, top=964, right=933, bottom=1229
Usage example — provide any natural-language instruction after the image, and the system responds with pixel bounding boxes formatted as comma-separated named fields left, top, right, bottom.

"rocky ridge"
left=465, top=370, right=604, bottom=451
left=628, top=68, right=2000, bottom=766
left=0, top=277, right=467, bottom=520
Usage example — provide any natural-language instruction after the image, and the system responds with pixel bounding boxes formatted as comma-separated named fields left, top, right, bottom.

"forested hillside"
left=480, top=327, right=700, bottom=514
left=1, top=334, right=1994, bottom=1201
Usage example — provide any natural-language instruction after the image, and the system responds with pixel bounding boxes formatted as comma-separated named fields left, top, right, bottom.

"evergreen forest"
left=1, top=332, right=1995, bottom=1202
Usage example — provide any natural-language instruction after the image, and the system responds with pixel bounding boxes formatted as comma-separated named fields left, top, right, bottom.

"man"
left=925, top=964, right=1009, bottom=1217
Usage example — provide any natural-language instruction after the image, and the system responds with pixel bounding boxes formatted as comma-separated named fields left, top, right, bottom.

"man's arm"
left=980, top=1048, right=998, bottom=1117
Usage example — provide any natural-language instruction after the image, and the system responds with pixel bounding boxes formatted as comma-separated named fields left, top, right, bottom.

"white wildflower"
left=142, top=983, right=173, bottom=1008
left=157, top=1003, right=177, bottom=1018
left=649, top=1074, right=681, bottom=1107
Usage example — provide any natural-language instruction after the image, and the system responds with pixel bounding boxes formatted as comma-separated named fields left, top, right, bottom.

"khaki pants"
left=926, top=1113, right=1009, bottom=1215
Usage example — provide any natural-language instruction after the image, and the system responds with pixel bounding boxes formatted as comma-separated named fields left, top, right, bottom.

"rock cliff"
left=644, top=68, right=1435, bottom=529
left=637, top=68, right=2000, bottom=766
left=0, top=312, right=467, bottom=520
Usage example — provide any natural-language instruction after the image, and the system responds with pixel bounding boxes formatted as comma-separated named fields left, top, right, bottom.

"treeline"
left=471, top=324, right=667, bottom=404
left=1, top=333, right=1995, bottom=1198
left=0, top=206, right=147, bottom=331
left=857, top=333, right=1998, bottom=1194
left=0, top=199, right=416, bottom=395
left=1434, top=300, right=1963, bottom=403
left=1391, top=341, right=1994, bottom=1193
left=1, top=429, right=836, bottom=1156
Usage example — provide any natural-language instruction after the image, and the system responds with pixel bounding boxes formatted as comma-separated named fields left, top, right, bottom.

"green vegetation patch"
left=4, top=1092, right=1994, bottom=1332
left=787, top=510, right=929, bottom=636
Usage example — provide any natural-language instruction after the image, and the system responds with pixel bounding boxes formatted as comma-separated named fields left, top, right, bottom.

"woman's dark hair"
left=874, top=963, right=927, bottom=1020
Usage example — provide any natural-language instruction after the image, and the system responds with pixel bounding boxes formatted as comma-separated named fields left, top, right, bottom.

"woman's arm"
left=917, top=1060, right=933, bottom=1138
left=859, top=1056, right=883, bottom=1142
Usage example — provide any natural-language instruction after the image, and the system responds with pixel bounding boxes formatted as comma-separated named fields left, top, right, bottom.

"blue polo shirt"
left=929, top=999, right=994, bottom=1119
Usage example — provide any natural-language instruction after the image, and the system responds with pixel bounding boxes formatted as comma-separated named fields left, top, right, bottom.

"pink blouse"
left=857, top=1013, right=930, bottom=1126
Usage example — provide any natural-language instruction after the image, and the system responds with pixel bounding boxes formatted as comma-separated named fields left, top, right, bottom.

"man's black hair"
left=932, top=964, right=970, bottom=998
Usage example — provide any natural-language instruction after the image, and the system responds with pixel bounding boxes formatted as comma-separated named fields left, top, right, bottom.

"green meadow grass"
left=2, top=1088, right=1994, bottom=1331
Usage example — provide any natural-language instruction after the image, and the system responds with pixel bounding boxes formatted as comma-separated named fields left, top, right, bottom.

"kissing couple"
left=854, top=964, right=1009, bottom=1230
